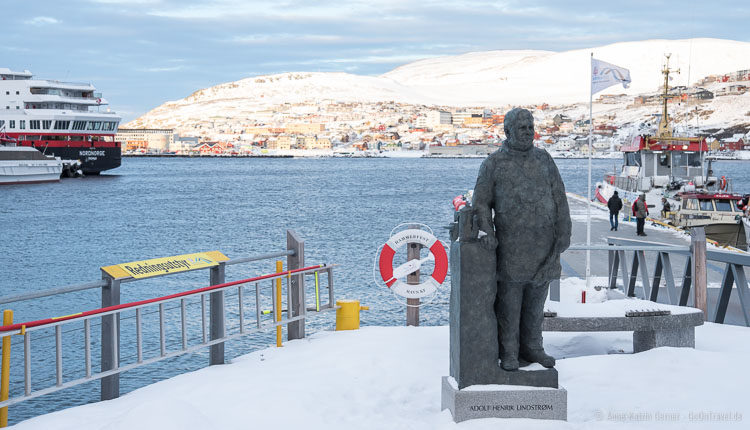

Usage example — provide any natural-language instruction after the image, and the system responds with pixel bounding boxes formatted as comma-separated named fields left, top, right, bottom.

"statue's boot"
left=520, top=348, right=555, bottom=368
left=499, top=353, right=519, bottom=371
left=519, top=281, right=555, bottom=368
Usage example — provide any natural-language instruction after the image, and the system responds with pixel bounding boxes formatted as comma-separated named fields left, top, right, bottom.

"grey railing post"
left=287, top=230, right=305, bottom=340
left=406, top=242, right=422, bottom=326
left=209, top=262, right=226, bottom=365
left=607, top=246, right=614, bottom=283
left=100, top=272, right=120, bottom=401
left=691, top=227, right=708, bottom=320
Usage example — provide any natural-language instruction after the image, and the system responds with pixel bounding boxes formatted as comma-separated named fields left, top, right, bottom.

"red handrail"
left=0, top=264, right=325, bottom=333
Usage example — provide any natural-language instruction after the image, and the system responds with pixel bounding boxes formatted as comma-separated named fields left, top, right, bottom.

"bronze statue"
left=472, top=108, right=571, bottom=371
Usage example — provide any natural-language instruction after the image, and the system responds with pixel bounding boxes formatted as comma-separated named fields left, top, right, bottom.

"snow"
left=127, top=38, right=750, bottom=132
left=11, top=320, right=750, bottom=429
left=450, top=377, right=553, bottom=391
left=551, top=276, right=698, bottom=316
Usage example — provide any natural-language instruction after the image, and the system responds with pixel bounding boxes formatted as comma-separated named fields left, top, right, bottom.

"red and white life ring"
left=452, top=195, right=466, bottom=211
left=378, top=229, right=448, bottom=299
left=720, top=176, right=727, bottom=190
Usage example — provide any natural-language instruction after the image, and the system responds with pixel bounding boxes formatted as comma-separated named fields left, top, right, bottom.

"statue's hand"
left=479, top=233, right=498, bottom=250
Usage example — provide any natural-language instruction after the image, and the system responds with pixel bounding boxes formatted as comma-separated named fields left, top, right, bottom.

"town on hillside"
left=118, top=68, right=750, bottom=159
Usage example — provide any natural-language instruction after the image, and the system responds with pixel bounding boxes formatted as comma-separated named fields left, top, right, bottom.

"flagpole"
left=586, top=52, right=593, bottom=290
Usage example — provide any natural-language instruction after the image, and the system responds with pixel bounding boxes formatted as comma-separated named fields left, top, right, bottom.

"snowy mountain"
left=382, top=38, right=750, bottom=105
left=127, top=38, right=750, bottom=129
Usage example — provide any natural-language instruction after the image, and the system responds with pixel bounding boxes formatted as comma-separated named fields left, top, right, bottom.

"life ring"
left=609, top=176, right=615, bottom=185
left=452, top=195, right=466, bottom=211
left=378, top=229, right=448, bottom=299
left=720, top=176, right=727, bottom=190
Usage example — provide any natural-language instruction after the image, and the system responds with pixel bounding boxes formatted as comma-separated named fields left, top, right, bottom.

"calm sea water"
left=1, top=156, right=748, bottom=423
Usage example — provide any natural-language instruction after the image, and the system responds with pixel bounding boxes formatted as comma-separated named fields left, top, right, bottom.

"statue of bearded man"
left=472, top=107, right=572, bottom=371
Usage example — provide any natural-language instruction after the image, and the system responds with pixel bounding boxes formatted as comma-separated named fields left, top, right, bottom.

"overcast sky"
left=4, top=0, right=749, bottom=122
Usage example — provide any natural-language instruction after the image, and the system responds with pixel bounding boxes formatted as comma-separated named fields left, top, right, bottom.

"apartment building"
left=116, top=128, right=174, bottom=152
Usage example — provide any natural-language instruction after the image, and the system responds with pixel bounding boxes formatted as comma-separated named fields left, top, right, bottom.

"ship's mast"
left=657, top=54, right=679, bottom=139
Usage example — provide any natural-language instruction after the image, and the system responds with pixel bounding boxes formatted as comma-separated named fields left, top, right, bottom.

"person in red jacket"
left=738, top=194, right=749, bottom=215
left=632, top=194, right=649, bottom=236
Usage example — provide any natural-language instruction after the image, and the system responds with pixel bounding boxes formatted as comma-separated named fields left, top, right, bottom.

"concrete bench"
left=542, top=309, right=704, bottom=353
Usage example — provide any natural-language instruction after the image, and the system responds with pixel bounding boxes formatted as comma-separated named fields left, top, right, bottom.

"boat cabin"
left=622, top=135, right=708, bottom=179
left=672, top=192, right=747, bottom=249
left=678, top=192, right=743, bottom=214
left=610, top=135, right=712, bottom=192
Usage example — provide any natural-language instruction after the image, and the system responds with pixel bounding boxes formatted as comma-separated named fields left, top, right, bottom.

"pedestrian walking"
left=607, top=191, right=623, bottom=231
left=632, top=193, right=649, bottom=236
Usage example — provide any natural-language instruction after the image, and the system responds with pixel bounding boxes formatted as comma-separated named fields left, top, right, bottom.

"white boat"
left=0, top=136, right=62, bottom=184
left=0, top=67, right=121, bottom=174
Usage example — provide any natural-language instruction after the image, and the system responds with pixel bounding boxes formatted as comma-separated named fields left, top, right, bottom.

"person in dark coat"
left=607, top=191, right=623, bottom=231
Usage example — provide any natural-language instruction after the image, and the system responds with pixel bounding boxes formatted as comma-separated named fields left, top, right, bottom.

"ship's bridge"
left=621, top=134, right=707, bottom=183
left=0, top=68, right=32, bottom=80
left=25, top=79, right=104, bottom=108
left=23, top=98, right=109, bottom=111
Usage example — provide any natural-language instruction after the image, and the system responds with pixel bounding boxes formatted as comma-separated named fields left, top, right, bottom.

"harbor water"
left=1, top=157, right=749, bottom=424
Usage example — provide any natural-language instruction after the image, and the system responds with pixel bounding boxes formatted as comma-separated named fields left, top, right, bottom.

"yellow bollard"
left=1, top=310, right=13, bottom=428
left=314, top=272, right=320, bottom=312
left=275, top=261, right=283, bottom=347
left=335, top=300, right=369, bottom=331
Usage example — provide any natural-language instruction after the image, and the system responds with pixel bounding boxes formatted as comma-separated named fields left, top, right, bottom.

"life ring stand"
left=377, top=228, right=448, bottom=300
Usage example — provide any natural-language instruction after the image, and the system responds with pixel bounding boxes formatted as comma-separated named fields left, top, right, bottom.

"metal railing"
left=550, top=231, right=750, bottom=326
left=604, top=236, right=750, bottom=325
left=0, top=264, right=334, bottom=409
left=0, top=230, right=337, bottom=412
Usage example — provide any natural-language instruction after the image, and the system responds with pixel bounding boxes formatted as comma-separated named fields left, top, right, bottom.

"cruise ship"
left=0, top=68, right=121, bottom=174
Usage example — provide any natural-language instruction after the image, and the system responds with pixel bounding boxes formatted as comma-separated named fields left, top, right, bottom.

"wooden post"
left=100, top=273, right=120, bottom=401
left=406, top=242, right=421, bottom=326
left=691, top=227, right=707, bottom=320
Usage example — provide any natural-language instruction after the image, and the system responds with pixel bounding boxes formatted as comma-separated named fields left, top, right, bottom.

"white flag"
left=591, top=58, right=631, bottom=94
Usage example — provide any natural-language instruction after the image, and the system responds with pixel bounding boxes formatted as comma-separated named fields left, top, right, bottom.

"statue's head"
left=504, top=108, right=534, bottom=152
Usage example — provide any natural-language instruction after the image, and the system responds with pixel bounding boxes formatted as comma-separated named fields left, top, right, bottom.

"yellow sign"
left=102, top=251, right=229, bottom=279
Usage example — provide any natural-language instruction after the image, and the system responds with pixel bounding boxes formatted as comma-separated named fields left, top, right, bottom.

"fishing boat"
left=671, top=192, right=747, bottom=249
left=594, top=55, right=747, bottom=249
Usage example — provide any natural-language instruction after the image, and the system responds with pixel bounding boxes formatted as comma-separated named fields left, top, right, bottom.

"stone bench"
left=542, top=309, right=704, bottom=353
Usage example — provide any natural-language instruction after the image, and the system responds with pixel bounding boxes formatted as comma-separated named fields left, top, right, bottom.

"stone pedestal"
left=441, top=377, right=567, bottom=422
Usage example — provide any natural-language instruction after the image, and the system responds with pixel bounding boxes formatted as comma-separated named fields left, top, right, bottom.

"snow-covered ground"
left=12, top=324, right=748, bottom=429
left=11, top=277, right=749, bottom=429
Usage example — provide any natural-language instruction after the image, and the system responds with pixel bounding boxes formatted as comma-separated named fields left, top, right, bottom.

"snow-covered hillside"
left=127, top=38, right=750, bottom=129
left=382, top=38, right=750, bottom=105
